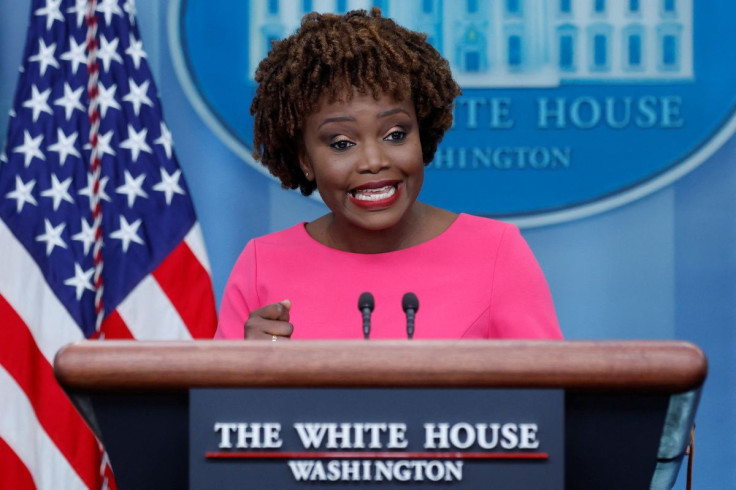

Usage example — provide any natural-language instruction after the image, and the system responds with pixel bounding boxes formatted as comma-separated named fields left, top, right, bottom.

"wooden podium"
left=54, top=340, right=706, bottom=489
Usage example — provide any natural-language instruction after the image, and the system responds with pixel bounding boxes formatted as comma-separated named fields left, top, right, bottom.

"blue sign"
left=170, top=0, right=736, bottom=226
left=189, top=388, right=564, bottom=489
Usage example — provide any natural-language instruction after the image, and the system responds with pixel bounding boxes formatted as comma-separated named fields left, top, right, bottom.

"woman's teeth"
left=352, top=185, right=396, bottom=201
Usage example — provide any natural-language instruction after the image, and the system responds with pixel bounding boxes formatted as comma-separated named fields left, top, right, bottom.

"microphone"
left=402, top=292, right=419, bottom=339
left=358, top=292, right=375, bottom=339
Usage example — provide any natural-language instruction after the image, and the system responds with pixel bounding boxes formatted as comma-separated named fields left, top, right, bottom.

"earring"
left=305, top=171, right=310, bottom=178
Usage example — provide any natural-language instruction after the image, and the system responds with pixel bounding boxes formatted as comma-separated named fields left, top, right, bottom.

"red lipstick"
left=348, top=180, right=402, bottom=209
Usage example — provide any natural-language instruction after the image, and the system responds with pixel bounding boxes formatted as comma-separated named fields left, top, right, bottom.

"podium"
left=54, top=340, right=706, bottom=489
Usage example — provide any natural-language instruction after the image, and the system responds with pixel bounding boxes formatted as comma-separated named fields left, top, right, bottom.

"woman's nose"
left=357, top=140, right=389, bottom=173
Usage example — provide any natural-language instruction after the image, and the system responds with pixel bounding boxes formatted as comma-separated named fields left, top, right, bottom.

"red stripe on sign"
left=206, top=451, right=549, bottom=460
left=101, top=309, right=135, bottom=339
left=152, top=241, right=217, bottom=338
left=0, top=437, right=36, bottom=490
left=0, top=295, right=101, bottom=490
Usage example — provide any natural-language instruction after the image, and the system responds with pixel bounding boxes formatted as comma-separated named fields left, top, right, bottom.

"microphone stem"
left=362, top=310, right=371, bottom=339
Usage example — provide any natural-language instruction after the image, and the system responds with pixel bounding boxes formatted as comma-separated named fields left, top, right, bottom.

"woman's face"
left=299, top=91, right=424, bottom=233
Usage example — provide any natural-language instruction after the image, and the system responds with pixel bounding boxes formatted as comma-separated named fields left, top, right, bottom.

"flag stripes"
left=0, top=220, right=81, bottom=364
left=0, top=296, right=99, bottom=489
left=0, top=366, right=88, bottom=490
left=1, top=217, right=215, bottom=488
left=98, top=310, right=134, bottom=340
left=152, top=240, right=218, bottom=338
left=0, top=436, right=35, bottom=490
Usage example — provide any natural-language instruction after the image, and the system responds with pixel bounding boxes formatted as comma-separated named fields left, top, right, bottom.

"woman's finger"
left=250, top=300, right=291, bottom=321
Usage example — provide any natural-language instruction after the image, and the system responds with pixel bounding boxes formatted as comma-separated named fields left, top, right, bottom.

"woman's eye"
left=330, top=139, right=355, bottom=151
left=384, top=130, right=407, bottom=142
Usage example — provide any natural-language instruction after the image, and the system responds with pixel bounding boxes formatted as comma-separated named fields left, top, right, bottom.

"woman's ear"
left=298, top=145, right=314, bottom=181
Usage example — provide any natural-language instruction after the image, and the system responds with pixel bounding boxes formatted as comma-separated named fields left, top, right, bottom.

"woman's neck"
left=308, top=203, right=457, bottom=254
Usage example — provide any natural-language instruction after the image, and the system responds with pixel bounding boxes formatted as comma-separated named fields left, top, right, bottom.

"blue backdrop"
left=1, top=2, right=733, bottom=488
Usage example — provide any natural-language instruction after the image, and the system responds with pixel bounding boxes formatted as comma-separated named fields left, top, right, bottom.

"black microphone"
left=358, top=292, right=375, bottom=339
left=402, top=292, right=419, bottom=339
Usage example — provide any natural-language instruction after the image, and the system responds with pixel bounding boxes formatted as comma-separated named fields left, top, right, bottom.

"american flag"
left=0, top=1, right=217, bottom=488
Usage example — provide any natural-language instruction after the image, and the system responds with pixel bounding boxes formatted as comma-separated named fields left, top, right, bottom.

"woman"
left=216, top=8, right=562, bottom=340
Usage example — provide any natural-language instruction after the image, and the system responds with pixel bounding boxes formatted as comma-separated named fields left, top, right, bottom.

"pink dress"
left=216, top=214, right=562, bottom=340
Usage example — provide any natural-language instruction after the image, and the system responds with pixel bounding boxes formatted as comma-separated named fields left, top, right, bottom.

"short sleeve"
left=215, top=240, right=260, bottom=339
left=489, top=225, right=563, bottom=339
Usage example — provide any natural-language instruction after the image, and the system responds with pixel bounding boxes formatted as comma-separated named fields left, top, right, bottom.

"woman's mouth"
left=348, top=181, right=401, bottom=208
left=351, top=184, right=396, bottom=201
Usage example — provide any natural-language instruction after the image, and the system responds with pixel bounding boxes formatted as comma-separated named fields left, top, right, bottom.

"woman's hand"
left=244, top=299, right=293, bottom=340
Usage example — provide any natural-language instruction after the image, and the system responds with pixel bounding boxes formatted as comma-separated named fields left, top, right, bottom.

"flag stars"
left=72, top=218, right=97, bottom=256
left=36, top=219, right=67, bottom=256
left=125, top=33, right=147, bottom=69
left=97, top=83, right=122, bottom=118
left=23, top=85, right=53, bottom=122
left=123, top=0, right=137, bottom=24
left=34, top=0, right=64, bottom=30
left=64, top=263, right=95, bottom=300
left=97, top=35, right=124, bottom=72
left=119, top=125, right=152, bottom=162
left=116, top=170, right=148, bottom=207
left=28, top=39, right=60, bottom=76
left=54, top=83, right=85, bottom=120
left=123, top=79, right=153, bottom=116
left=66, top=0, right=88, bottom=28
left=40, top=174, right=75, bottom=211
left=48, top=129, right=81, bottom=166
left=96, top=131, right=117, bottom=158
left=110, top=216, right=145, bottom=252
left=13, top=131, right=45, bottom=168
left=153, top=168, right=186, bottom=205
left=154, top=122, right=174, bottom=159
left=6, top=176, right=38, bottom=213
left=60, top=37, right=88, bottom=74
left=84, top=130, right=116, bottom=159
left=97, top=0, right=124, bottom=25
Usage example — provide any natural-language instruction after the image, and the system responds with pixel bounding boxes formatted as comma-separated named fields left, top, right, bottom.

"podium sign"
left=53, top=340, right=707, bottom=489
left=190, top=388, right=564, bottom=489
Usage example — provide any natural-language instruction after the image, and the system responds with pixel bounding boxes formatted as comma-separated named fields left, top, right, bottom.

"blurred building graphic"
left=249, top=0, right=693, bottom=87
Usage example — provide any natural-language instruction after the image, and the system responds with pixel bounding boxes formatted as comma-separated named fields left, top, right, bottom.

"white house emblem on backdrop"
left=172, top=0, right=734, bottom=226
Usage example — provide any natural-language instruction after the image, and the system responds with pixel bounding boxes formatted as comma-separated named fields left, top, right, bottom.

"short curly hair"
left=250, top=7, right=461, bottom=196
